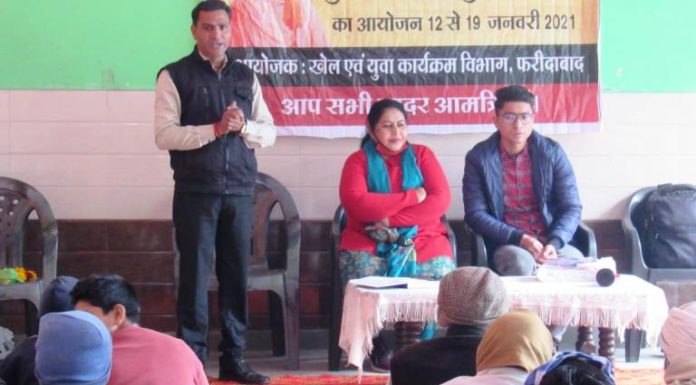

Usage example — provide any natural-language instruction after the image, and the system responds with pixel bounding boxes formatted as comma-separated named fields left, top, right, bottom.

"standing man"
left=463, top=85, right=584, bottom=276
left=154, top=1, right=275, bottom=383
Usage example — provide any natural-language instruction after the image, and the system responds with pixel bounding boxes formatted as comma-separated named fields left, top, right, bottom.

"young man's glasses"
left=500, top=113, right=534, bottom=124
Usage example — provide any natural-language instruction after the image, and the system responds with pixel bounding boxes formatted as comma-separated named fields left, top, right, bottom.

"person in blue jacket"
left=463, top=85, right=586, bottom=344
left=463, top=84, right=584, bottom=277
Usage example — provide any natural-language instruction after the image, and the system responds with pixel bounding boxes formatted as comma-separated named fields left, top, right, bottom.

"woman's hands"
left=414, top=186, right=427, bottom=203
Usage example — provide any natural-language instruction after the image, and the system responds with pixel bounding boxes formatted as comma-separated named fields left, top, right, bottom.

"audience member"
left=660, top=301, right=696, bottom=385
left=524, top=351, right=615, bottom=385
left=339, top=98, right=455, bottom=370
left=390, top=267, right=510, bottom=385
left=441, top=310, right=554, bottom=385
left=35, top=310, right=112, bottom=385
left=0, top=276, right=78, bottom=385
left=71, top=275, right=209, bottom=385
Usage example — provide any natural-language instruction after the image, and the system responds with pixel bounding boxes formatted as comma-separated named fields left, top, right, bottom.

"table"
left=338, top=275, right=669, bottom=373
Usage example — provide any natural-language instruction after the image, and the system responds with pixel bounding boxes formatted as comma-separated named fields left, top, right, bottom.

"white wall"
left=1, top=90, right=695, bottom=220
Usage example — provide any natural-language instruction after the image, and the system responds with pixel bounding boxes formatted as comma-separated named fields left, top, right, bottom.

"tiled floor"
left=203, top=330, right=665, bottom=379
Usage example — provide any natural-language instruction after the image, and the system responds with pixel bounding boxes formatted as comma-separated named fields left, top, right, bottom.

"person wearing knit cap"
left=660, top=301, right=696, bottom=385
left=0, top=276, right=78, bottom=385
left=442, top=310, right=554, bottom=385
left=390, top=267, right=510, bottom=385
left=35, top=310, right=112, bottom=385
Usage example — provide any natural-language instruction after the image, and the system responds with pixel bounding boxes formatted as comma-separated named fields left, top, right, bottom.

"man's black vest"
left=162, top=48, right=257, bottom=195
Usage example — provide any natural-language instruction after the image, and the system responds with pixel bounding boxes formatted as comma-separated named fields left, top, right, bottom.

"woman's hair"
left=360, top=98, right=408, bottom=147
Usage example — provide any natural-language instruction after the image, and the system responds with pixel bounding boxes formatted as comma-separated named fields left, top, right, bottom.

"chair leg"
left=329, top=283, right=344, bottom=371
left=268, top=292, right=285, bottom=356
left=25, top=301, right=39, bottom=336
left=624, top=329, right=644, bottom=363
left=283, top=279, right=300, bottom=370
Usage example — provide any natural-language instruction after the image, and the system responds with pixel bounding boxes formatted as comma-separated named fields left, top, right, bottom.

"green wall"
left=0, top=0, right=193, bottom=89
left=600, top=1, right=696, bottom=92
left=1, top=1, right=695, bottom=92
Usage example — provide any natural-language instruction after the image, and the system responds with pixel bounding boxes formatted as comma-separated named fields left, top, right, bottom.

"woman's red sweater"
left=338, top=143, right=453, bottom=263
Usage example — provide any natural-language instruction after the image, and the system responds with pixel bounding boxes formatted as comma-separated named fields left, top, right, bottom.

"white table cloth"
left=338, top=274, right=669, bottom=374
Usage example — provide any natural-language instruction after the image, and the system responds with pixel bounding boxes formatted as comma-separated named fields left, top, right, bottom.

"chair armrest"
left=575, top=222, right=598, bottom=258
left=621, top=213, right=649, bottom=279
left=466, top=225, right=488, bottom=267
left=441, top=215, right=459, bottom=265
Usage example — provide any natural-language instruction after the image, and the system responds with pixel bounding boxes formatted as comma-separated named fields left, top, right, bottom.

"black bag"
left=642, top=184, right=696, bottom=268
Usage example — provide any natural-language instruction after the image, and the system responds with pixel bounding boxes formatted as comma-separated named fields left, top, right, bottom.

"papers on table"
left=349, top=276, right=439, bottom=290
left=536, top=256, right=617, bottom=284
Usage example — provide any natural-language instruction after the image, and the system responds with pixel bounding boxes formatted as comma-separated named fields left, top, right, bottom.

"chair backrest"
left=622, top=185, right=696, bottom=282
left=331, top=205, right=458, bottom=264
left=0, top=177, right=58, bottom=286
left=172, top=173, right=300, bottom=290
left=623, top=186, right=656, bottom=279
left=330, top=206, right=347, bottom=268
left=251, top=173, right=301, bottom=275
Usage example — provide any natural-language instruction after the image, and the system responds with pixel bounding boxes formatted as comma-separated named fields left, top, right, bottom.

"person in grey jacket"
left=463, top=85, right=584, bottom=276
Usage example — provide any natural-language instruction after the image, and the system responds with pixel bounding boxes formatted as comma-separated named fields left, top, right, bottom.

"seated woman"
left=442, top=310, right=554, bottom=385
left=338, top=98, right=455, bottom=370
left=390, top=267, right=510, bottom=385
left=660, top=301, right=696, bottom=385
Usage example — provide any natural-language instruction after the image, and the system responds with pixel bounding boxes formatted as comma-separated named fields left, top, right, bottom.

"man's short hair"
left=494, top=85, right=535, bottom=112
left=191, top=0, right=231, bottom=25
left=71, top=274, right=141, bottom=324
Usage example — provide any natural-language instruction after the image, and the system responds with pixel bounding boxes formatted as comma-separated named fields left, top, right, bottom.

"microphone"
left=595, top=268, right=616, bottom=287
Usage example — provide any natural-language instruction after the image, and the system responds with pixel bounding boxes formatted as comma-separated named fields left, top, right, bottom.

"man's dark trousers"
left=174, top=191, right=253, bottom=363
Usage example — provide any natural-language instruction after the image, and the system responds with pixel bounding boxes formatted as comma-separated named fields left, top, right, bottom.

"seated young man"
left=463, top=85, right=585, bottom=344
left=390, top=267, right=510, bottom=385
left=71, top=274, right=209, bottom=385
left=463, top=84, right=585, bottom=276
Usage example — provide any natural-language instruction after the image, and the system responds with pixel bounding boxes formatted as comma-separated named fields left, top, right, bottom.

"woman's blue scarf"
left=363, top=139, right=423, bottom=277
